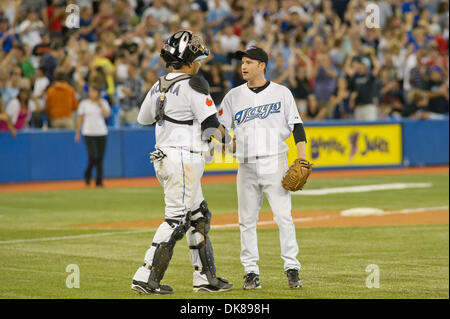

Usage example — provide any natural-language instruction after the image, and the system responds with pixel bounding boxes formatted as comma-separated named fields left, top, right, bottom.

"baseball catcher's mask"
left=160, top=30, right=209, bottom=69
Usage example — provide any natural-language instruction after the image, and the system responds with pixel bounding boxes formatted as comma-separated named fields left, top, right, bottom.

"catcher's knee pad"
left=146, top=220, right=188, bottom=288
left=190, top=200, right=211, bottom=236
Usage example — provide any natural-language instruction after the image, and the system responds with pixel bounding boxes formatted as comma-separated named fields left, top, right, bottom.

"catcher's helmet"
left=160, top=30, right=209, bottom=69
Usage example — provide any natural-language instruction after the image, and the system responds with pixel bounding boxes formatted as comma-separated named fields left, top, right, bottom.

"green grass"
left=0, top=173, right=448, bottom=299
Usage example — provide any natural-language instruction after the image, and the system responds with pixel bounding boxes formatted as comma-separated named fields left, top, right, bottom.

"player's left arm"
left=294, top=128, right=307, bottom=159
left=282, top=118, right=312, bottom=192
left=285, top=88, right=308, bottom=160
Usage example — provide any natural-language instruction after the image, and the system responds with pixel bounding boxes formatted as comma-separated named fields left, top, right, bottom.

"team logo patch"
left=234, top=102, right=281, bottom=125
left=218, top=108, right=223, bottom=116
left=206, top=98, right=213, bottom=107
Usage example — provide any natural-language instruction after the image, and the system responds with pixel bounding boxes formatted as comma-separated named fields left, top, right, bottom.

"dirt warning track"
left=0, top=165, right=448, bottom=194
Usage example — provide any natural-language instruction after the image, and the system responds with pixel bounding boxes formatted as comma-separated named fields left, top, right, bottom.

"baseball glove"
left=282, top=159, right=313, bottom=192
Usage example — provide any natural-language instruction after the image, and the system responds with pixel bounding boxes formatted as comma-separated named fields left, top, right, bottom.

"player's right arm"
left=137, top=89, right=157, bottom=125
left=188, top=89, right=232, bottom=145
left=200, top=114, right=232, bottom=145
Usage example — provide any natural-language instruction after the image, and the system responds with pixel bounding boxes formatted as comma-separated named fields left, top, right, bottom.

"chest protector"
left=155, top=74, right=211, bottom=125
left=155, top=74, right=192, bottom=125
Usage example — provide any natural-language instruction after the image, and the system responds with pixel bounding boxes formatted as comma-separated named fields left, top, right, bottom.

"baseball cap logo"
left=206, top=98, right=213, bottom=107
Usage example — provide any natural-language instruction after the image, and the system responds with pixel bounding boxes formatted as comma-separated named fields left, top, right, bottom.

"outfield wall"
left=0, top=119, right=448, bottom=183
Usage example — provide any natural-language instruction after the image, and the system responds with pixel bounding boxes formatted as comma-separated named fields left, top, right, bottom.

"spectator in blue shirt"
left=0, top=66, right=22, bottom=107
left=312, top=51, right=339, bottom=118
left=0, top=18, right=19, bottom=53
left=40, top=42, right=65, bottom=83
left=118, top=62, right=143, bottom=125
left=206, top=0, right=231, bottom=35
left=425, top=66, right=449, bottom=115
left=78, top=5, right=98, bottom=43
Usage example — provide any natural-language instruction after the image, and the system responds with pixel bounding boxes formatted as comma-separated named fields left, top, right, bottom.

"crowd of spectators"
left=0, top=0, right=448, bottom=136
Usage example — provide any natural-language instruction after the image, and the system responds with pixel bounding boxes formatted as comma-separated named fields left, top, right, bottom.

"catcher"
left=219, top=46, right=312, bottom=290
left=131, top=30, right=233, bottom=295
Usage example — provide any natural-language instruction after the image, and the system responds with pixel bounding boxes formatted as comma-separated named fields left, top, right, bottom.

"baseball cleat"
left=286, top=269, right=303, bottom=288
left=193, top=277, right=233, bottom=292
left=243, top=272, right=261, bottom=290
left=131, top=280, right=174, bottom=295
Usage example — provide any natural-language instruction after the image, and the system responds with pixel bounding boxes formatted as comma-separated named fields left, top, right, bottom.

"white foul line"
left=384, top=206, right=449, bottom=215
left=0, top=229, right=154, bottom=245
left=294, top=183, right=432, bottom=195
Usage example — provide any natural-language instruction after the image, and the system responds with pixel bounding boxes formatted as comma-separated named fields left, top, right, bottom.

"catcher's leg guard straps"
left=147, top=223, right=188, bottom=288
left=191, top=200, right=210, bottom=217
left=189, top=236, right=219, bottom=285
left=147, top=242, right=174, bottom=289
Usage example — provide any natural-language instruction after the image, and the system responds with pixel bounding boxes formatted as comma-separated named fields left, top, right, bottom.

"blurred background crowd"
left=0, top=0, right=448, bottom=136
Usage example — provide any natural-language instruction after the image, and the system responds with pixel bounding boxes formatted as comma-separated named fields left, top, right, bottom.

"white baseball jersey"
left=219, top=81, right=302, bottom=275
left=219, top=81, right=302, bottom=160
left=138, top=72, right=218, bottom=153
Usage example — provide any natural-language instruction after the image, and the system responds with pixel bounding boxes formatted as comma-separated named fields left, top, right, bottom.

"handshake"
left=202, top=125, right=236, bottom=158
left=223, top=135, right=236, bottom=154
left=203, top=133, right=236, bottom=164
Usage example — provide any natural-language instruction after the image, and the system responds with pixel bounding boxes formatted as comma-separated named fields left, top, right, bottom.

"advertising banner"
left=287, top=124, right=403, bottom=167
left=205, top=123, right=402, bottom=171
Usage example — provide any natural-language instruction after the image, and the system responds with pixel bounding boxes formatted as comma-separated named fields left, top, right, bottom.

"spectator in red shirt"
left=41, top=0, right=64, bottom=40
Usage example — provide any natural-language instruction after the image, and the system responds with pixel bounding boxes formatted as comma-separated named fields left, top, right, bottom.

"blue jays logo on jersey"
left=234, top=102, right=281, bottom=125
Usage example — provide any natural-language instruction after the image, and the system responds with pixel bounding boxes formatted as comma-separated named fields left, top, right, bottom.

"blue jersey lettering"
left=234, top=102, right=281, bottom=125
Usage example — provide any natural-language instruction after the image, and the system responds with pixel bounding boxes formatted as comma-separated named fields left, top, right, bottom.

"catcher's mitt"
left=282, top=159, right=312, bottom=192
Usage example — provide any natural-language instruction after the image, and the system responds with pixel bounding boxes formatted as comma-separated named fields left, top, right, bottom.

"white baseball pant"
left=132, top=147, right=211, bottom=287
left=237, top=152, right=301, bottom=274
